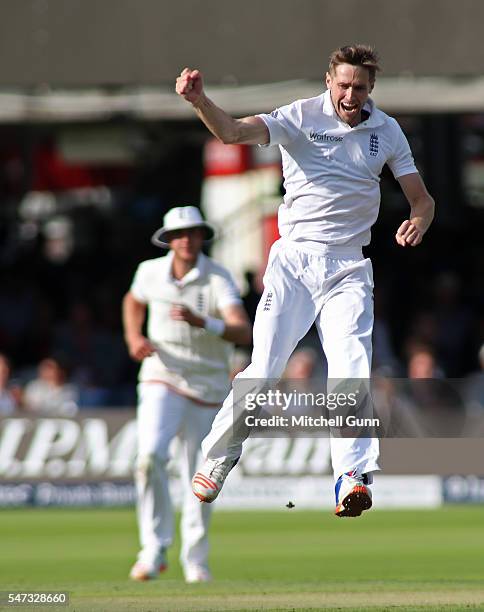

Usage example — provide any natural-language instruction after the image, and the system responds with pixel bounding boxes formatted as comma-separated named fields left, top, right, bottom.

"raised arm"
left=176, top=68, right=269, bottom=146
left=395, top=173, right=435, bottom=247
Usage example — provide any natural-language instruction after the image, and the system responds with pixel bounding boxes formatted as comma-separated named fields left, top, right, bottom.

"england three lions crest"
left=369, top=133, right=379, bottom=156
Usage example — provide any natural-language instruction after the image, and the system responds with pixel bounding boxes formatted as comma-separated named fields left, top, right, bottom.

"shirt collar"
left=322, top=90, right=384, bottom=129
left=163, top=251, right=207, bottom=287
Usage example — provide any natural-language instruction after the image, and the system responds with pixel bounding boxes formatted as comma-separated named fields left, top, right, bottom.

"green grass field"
left=1, top=506, right=484, bottom=611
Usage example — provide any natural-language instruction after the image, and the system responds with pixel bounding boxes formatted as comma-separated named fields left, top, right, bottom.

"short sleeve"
left=212, top=269, right=242, bottom=311
left=130, top=262, right=149, bottom=304
left=257, top=100, right=302, bottom=147
left=386, top=119, right=418, bottom=179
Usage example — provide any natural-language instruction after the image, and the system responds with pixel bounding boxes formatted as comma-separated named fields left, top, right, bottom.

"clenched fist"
left=395, top=219, right=424, bottom=247
left=170, top=303, right=205, bottom=328
left=126, top=334, right=156, bottom=362
left=176, top=68, right=204, bottom=105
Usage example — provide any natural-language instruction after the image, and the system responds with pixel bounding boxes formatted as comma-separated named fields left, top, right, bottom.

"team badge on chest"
left=369, top=133, right=379, bottom=156
left=197, top=292, right=205, bottom=313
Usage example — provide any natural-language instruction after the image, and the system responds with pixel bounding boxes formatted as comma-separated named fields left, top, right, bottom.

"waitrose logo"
left=309, top=130, right=343, bottom=142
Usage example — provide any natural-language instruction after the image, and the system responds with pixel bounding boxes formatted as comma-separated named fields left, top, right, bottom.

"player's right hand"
left=176, top=68, right=204, bottom=105
left=126, top=334, right=156, bottom=362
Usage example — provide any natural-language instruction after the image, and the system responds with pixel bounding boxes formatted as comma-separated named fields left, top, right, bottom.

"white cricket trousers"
left=202, top=238, right=380, bottom=479
left=135, top=383, right=218, bottom=569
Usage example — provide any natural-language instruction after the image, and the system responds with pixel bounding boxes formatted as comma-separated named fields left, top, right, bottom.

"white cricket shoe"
left=184, top=564, right=212, bottom=583
left=335, top=470, right=372, bottom=518
left=192, top=457, right=238, bottom=503
left=129, top=549, right=167, bottom=581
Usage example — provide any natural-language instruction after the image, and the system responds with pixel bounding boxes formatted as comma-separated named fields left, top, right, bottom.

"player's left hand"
left=395, top=219, right=423, bottom=247
left=170, top=304, right=205, bottom=328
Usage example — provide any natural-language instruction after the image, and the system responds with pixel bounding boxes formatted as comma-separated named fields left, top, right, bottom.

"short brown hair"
left=329, top=45, right=380, bottom=83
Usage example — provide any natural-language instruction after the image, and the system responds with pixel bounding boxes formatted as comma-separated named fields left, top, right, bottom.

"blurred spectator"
left=374, top=343, right=464, bottom=437
left=371, top=373, right=423, bottom=437
left=23, top=356, right=78, bottom=416
left=0, top=353, right=21, bottom=414
left=406, top=311, right=438, bottom=355
left=404, top=343, right=464, bottom=435
left=464, top=343, right=484, bottom=414
left=406, top=343, right=444, bottom=379
left=283, top=348, right=318, bottom=380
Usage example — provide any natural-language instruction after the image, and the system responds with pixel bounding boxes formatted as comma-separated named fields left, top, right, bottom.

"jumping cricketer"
left=176, top=45, right=435, bottom=517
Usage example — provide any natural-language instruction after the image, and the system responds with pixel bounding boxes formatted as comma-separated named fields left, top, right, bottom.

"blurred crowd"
left=0, top=135, right=482, bottom=416
left=0, top=263, right=483, bottom=416
left=0, top=293, right=136, bottom=414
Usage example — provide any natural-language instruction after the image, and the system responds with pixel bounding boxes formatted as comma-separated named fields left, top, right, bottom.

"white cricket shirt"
left=258, top=90, right=418, bottom=247
left=130, top=252, right=242, bottom=404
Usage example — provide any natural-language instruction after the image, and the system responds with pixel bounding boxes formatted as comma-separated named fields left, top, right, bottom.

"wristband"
left=204, top=316, right=225, bottom=336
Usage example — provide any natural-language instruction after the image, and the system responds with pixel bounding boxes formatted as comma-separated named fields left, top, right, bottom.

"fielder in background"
left=123, top=206, right=251, bottom=582
left=176, top=45, right=435, bottom=517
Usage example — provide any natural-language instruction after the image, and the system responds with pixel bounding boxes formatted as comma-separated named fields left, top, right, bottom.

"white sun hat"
left=151, top=206, right=216, bottom=248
